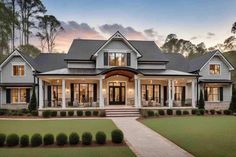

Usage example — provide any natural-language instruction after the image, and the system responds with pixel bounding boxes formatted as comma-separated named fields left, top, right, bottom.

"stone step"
left=106, top=111, right=140, bottom=114
left=106, top=114, right=140, bottom=117
left=105, top=108, right=140, bottom=117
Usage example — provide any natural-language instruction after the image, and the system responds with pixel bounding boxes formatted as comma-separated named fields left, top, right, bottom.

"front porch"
left=38, top=69, right=197, bottom=110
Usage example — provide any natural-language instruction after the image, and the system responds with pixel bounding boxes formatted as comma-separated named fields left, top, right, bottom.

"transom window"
left=108, top=53, right=127, bottom=66
left=11, top=88, right=27, bottom=103
left=209, top=64, right=220, bottom=75
left=13, top=65, right=25, bottom=76
left=206, top=87, right=220, bottom=102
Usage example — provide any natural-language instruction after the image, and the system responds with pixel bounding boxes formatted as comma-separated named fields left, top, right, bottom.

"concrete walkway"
left=112, top=117, right=194, bottom=157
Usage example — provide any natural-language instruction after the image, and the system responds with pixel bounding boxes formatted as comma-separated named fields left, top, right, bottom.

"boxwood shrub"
left=60, top=111, right=67, bottom=117
left=56, top=133, right=68, bottom=146
left=0, top=133, right=6, bottom=146
left=216, top=110, right=222, bottom=115
left=210, top=110, right=215, bottom=115
left=51, top=111, right=57, bottom=117
left=183, top=110, right=189, bottom=115
left=42, top=110, right=51, bottom=118
left=158, top=109, right=165, bottom=116
left=31, top=133, right=42, bottom=147
left=223, top=110, right=232, bottom=115
left=99, top=110, right=106, bottom=117
left=85, top=110, right=91, bottom=116
left=199, top=109, right=205, bottom=115
left=166, top=109, right=173, bottom=115
left=69, top=132, right=79, bottom=145
left=93, top=110, right=99, bottom=116
left=0, top=109, right=7, bottom=116
left=82, top=132, right=92, bottom=145
left=20, top=135, right=29, bottom=147
left=31, top=110, right=38, bottom=116
left=191, top=109, right=197, bottom=115
left=176, top=110, right=182, bottom=115
left=96, top=131, right=106, bottom=144
left=68, top=111, right=74, bottom=117
left=6, top=134, right=19, bottom=147
left=111, top=129, right=124, bottom=144
left=43, top=134, right=54, bottom=145
left=147, top=110, right=154, bottom=117
left=77, top=110, right=83, bottom=116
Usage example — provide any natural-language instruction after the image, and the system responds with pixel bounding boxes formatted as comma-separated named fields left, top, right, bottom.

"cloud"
left=190, top=36, right=198, bottom=40
left=144, top=28, right=158, bottom=38
left=207, top=32, right=215, bottom=36
left=99, top=24, right=146, bottom=40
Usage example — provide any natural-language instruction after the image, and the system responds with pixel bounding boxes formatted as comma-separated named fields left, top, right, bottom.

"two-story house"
left=0, top=31, right=234, bottom=112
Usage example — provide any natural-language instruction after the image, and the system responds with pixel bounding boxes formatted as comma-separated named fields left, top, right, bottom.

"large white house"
left=0, top=31, right=234, bottom=112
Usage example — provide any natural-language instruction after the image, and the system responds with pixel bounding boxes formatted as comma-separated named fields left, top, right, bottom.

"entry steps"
left=105, top=108, right=140, bottom=117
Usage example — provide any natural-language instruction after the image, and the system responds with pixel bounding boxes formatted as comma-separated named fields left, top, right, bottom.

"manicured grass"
left=141, top=116, right=236, bottom=157
left=0, top=147, right=136, bottom=157
left=0, top=119, right=116, bottom=139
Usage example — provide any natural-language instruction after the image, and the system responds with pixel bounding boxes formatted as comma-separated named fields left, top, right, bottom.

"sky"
left=37, top=0, right=236, bottom=52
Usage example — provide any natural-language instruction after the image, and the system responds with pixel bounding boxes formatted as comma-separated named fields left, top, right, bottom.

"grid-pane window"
left=209, top=64, right=220, bottom=75
left=207, top=87, right=220, bottom=102
left=74, top=83, right=95, bottom=103
left=175, top=86, right=183, bottom=101
left=13, top=65, right=25, bottom=76
left=108, top=53, right=127, bottom=66
left=142, top=84, right=160, bottom=102
left=11, top=88, right=26, bottom=103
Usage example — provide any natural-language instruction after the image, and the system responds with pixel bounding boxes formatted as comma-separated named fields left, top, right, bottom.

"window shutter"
left=6, top=89, right=11, bottom=103
left=26, top=89, right=31, bottom=103
left=70, top=84, right=74, bottom=103
left=204, top=88, right=208, bottom=101
left=93, top=84, right=97, bottom=102
left=182, top=87, right=186, bottom=102
left=104, top=52, right=108, bottom=66
left=127, top=53, right=131, bottom=66
left=47, top=86, right=51, bottom=107
left=220, top=87, right=223, bottom=101
left=159, top=85, right=161, bottom=103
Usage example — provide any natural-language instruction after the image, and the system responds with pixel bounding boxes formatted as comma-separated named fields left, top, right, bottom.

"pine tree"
left=198, top=90, right=205, bottom=109
left=229, top=86, right=236, bottom=113
left=28, top=85, right=37, bottom=111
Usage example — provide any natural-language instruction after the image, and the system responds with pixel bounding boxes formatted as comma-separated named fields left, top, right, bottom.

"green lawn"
left=0, top=119, right=117, bottom=139
left=141, top=116, right=236, bottom=157
left=0, top=147, right=136, bottom=157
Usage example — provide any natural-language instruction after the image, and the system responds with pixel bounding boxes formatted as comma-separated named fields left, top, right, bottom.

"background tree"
left=229, top=86, right=236, bottom=113
left=37, top=15, right=63, bottom=52
left=18, top=44, right=41, bottom=58
left=28, top=85, right=37, bottom=111
left=198, top=90, right=205, bottom=109
left=165, top=33, right=177, bottom=43
left=232, top=22, right=236, bottom=34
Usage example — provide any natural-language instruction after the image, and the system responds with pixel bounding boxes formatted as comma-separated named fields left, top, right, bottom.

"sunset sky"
left=36, top=0, right=236, bottom=52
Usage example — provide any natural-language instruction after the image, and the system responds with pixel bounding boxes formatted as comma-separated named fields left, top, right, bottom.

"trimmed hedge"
left=69, top=132, right=79, bottom=145
left=183, top=110, right=189, bottom=115
left=176, top=110, right=182, bottom=115
left=43, top=134, right=54, bottom=145
left=147, top=110, right=154, bottom=117
left=82, top=132, right=92, bottom=145
left=199, top=109, right=205, bottom=115
left=20, top=135, right=29, bottom=147
left=210, top=110, right=215, bottom=115
left=96, top=131, right=106, bottom=144
left=6, top=134, right=19, bottom=147
left=166, top=109, right=173, bottom=115
left=60, top=111, right=67, bottom=117
left=42, top=110, right=51, bottom=118
left=68, top=111, right=74, bottom=117
left=31, top=110, right=38, bottom=116
left=77, top=110, right=83, bottom=116
left=85, top=110, right=91, bottom=116
left=51, top=111, right=57, bottom=117
left=111, top=129, right=123, bottom=144
left=216, top=110, right=222, bottom=115
left=93, top=110, right=99, bottom=116
left=56, top=133, right=68, bottom=146
left=0, top=133, right=6, bottom=146
left=31, top=133, right=42, bottom=147
left=223, top=110, right=232, bottom=115
left=0, top=109, right=7, bottom=115
left=191, top=109, right=197, bottom=115
left=158, top=109, right=165, bottom=116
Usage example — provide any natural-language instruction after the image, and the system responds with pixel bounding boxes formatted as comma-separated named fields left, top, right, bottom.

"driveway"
left=111, top=117, right=193, bottom=157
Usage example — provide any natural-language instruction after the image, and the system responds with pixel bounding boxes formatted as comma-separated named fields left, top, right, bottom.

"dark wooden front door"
left=109, top=82, right=125, bottom=105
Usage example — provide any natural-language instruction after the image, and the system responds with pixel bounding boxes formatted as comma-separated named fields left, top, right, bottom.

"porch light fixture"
left=66, top=88, right=70, bottom=93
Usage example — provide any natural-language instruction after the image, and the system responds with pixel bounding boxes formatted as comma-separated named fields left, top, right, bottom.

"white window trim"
left=209, top=63, right=221, bottom=76
left=11, top=62, right=25, bottom=77
left=105, top=51, right=130, bottom=68
left=205, top=86, right=221, bottom=103
left=11, top=88, right=27, bottom=104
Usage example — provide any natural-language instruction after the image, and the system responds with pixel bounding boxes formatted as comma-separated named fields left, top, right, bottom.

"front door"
left=109, top=82, right=125, bottom=105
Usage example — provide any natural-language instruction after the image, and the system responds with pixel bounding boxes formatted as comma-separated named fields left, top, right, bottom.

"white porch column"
left=39, top=78, right=43, bottom=109
left=172, top=79, right=175, bottom=107
left=192, top=79, right=196, bottom=108
left=62, top=79, right=66, bottom=109
left=134, top=75, right=138, bottom=108
left=99, top=76, right=104, bottom=108
left=168, top=79, right=172, bottom=108
left=137, top=78, right=141, bottom=108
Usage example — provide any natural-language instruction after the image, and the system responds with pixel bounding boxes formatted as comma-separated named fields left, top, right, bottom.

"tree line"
left=0, top=0, right=63, bottom=59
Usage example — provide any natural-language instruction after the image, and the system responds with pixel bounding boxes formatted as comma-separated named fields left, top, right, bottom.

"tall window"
left=11, top=88, right=26, bottom=103
left=209, top=64, right=220, bottom=75
left=206, top=87, right=220, bottom=102
left=141, top=84, right=160, bottom=102
left=13, top=65, right=25, bottom=76
left=108, top=53, right=127, bottom=66
left=174, top=86, right=185, bottom=101
left=74, top=83, right=95, bottom=103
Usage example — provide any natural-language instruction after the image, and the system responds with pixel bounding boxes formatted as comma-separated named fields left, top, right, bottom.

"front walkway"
left=112, top=117, right=193, bottom=157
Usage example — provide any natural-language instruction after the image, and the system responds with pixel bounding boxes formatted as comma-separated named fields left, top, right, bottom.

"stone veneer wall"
left=205, top=101, right=230, bottom=110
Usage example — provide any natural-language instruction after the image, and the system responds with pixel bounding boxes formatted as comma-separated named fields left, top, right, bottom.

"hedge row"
left=0, top=129, right=123, bottom=147
left=0, top=109, right=38, bottom=116
left=143, top=109, right=233, bottom=117
left=42, top=110, right=105, bottom=118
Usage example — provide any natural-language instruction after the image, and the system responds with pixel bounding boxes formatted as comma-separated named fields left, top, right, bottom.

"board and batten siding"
left=96, top=40, right=138, bottom=69
left=1, top=56, right=34, bottom=83
left=199, top=56, right=231, bottom=80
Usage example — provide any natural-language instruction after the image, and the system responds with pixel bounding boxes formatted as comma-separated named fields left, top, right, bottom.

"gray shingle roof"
left=163, top=53, right=189, bottom=72
left=65, top=39, right=168, bottom=62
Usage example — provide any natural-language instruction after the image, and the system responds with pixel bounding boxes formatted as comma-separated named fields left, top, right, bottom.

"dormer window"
left=209, top=64, right=220, bottom=75
left=12, top=64, right=25, bottom=76
left=104, top=52, right=130, bottom=67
